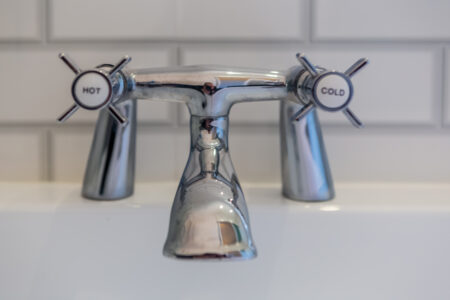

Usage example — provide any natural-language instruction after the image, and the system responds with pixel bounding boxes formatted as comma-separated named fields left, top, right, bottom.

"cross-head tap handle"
left=57, top=53, right=131, bottom=125
left=292, top=53, right=368, bottom=128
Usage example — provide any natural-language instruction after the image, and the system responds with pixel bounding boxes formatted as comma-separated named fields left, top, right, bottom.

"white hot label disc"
left=73, top=72, right=111, bottom=109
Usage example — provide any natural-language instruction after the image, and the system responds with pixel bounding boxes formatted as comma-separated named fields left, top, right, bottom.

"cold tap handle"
left=293, top=53, right=368, bottom=128
left=296, top=53, right=318, bottom=77
left=57, top=53, right=131, bottom=125
left=345, top=58, right=369, bottom=78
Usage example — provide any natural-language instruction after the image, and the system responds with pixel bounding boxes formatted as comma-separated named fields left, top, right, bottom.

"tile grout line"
left=1, top=40, right=448, bottom=51
left=36, top=127, right=48, bottom=181
left=441, top=46, right=447, bottom=128
left=43, top=0, right=50, bottom=44
left=44, top=128, right=53, bottom=181
left=307, top=0, right=314, bottom=44
left=39, top=0, right=45, bottom=43
left=43, top=0, right=51, bottom=181
left=2, top=120, right=450, bottom=132
left=430, top=45, right=445, bottom=130
left=175, top=44, right=184, bottom=128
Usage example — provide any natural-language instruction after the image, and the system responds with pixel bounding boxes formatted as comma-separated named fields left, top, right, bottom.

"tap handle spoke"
left=56, top=53, right=131, bottom=125
left=57, top=104, right=79, bottom=123
left=291, top=102, right=315, bottom=122
left=108, top=105, right=128, bottom=125
left=343, top=108, right=363, bottom=128
left=296, top=53, right=318, bottom=77
left=109, top=55, right=132, bottom=78
left=344, top=58, right=369, bottom=78
left=293, top=53, right=368, bottom=128
left=59, top=53, right=82, bottom=75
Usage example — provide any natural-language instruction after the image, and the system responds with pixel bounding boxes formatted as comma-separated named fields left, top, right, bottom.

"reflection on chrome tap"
left=163, top=116, right=256, bottom=259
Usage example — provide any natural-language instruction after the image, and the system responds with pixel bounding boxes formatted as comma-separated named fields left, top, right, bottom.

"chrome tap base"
left=280, top=101, right=335, bottom=201
left=82, top=99, right=136, bottom=200
left=62, top=54, right=369, bottom=260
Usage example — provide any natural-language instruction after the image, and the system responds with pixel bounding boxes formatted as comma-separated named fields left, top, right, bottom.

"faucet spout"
left=163, top=115, right=256, bottom=259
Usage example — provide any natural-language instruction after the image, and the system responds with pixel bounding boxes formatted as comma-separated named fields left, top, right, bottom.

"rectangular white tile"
left=325, top=131, right=450, bottom=182
left=314, top=0, right=450, bottom=41
left=0, top=132, right=42, bottom=181
left=182, top=46, right=438, bottom=125
left=52, top=130, right=178, bottom=182
left=135, top=130, right=178, bottom=182
left=52, top=131, right=90, bottom=182
left=0, top=0, right=40, bottom=41
left=50, top=0, right=305, bottom=41
left=177, top=0, right=305, bottom=40
left=182, top=46, right=297, bottom=69
left=229, top=102, right=280, bottom=124
left=229, top=127, right=281, bottom=182
left=0, top=47, right=172, bottom=123
left=179, top=101, right=280, bottom=125
left=50, top=0, right=177, bottom=40
left=137, top=101, right=175, bottom=124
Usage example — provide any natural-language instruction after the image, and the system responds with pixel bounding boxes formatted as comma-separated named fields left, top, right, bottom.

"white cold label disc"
left=315, top=74, right=351, bottom=109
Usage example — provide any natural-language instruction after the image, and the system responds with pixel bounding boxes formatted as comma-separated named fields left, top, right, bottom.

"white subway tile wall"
left=445, top=48, right=450, bottom=125
left=0, top=0, right=449, bottom=183
left=325, top=131, right=450, bottom=182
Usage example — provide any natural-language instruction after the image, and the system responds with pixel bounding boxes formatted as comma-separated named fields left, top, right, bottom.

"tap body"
left=83, top=65, right=333, bottom=202
left=280, top=101, right=334, bottom=201
left=57, top=51, right=369, bottom=259
left=82, top=64, right=334, bottom=258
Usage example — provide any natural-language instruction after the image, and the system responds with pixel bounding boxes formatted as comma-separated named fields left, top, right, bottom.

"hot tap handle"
left=57, top=53, right=131, bottom=125
left=59, top=53, right=81, bottom=75
left=109, top=55, right=132, bottom=78
left=293, top=53, right=368, bottom=128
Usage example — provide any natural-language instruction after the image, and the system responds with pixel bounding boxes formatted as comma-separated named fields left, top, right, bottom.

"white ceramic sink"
left=0, top=182, right=449, bottom=300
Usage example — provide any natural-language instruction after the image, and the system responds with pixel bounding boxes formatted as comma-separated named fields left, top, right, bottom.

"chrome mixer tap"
left=57, top=52, right=368, bottom=259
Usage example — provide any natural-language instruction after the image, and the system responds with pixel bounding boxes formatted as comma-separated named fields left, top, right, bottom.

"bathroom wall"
left=1, top=0, right=450, bottom=183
